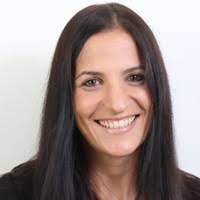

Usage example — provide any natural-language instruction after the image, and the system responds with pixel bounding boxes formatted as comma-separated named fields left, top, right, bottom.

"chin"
left=103, top=143, right=140, bottom=158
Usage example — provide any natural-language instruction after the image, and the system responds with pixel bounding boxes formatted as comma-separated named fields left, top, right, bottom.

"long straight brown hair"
left=6, top=2, right=198, bottom=200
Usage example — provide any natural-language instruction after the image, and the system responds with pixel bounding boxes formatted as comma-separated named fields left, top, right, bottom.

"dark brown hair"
left=2, top=2, right=200, bottom=200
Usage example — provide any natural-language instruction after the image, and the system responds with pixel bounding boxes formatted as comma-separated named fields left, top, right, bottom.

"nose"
left=103, top=82, right=129, bottom=114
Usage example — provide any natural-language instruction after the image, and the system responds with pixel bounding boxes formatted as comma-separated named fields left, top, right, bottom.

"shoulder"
left=180, top=170, right=200, bottom=200
left=0, top=161, right=35, bottom=200
left=0, top=172, right=20, bottom=200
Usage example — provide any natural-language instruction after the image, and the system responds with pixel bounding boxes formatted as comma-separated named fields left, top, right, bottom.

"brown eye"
left=82, top=78, right=102, bottom=87
left=127, top=73, right=145, bottom=83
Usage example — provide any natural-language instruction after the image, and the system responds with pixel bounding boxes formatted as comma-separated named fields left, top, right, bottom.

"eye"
left=82, top=78, right=102, bottom=87
left=127, top=73, right=145, bottom=84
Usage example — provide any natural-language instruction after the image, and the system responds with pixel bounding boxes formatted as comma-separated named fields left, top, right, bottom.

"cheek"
left=74, top=90, right=102, bottom=149
left=128, top=86, right=153, bottom=133
left=128, top=85, right=152, bottom=110
left=139, top=90, right=153, bottom=139
left=74, top=89, right=100, bottom=120
left=143, top=92, right=153, bottom=112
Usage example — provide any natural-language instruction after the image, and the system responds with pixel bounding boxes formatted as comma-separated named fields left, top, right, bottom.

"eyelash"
left=82, top=73, right=145, bottom=88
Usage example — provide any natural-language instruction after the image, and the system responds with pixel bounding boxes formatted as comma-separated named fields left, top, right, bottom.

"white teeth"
left=97, top=115, right=136, bottom=129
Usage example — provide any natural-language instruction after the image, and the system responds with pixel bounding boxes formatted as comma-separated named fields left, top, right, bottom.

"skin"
left=74, top=27, right=153, bottom=200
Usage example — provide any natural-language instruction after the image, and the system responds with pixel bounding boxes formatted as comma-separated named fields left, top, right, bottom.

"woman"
left=0, top=2, right=199, bottom=200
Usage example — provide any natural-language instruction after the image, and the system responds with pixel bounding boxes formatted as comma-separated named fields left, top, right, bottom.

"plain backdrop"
left=0, top=0, right=199, bottom=176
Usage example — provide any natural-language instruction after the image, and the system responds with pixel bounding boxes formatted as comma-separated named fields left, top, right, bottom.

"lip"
left=94, top=115, right=139, bottom=134
left=95, top=114, right=140, bottom=121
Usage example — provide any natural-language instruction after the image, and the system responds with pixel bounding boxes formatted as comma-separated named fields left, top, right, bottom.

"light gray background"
left=0, top=0, right=199, bottom=176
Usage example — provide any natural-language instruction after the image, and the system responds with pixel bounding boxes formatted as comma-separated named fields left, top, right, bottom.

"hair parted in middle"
left=31, top=2, right=183, bottom=200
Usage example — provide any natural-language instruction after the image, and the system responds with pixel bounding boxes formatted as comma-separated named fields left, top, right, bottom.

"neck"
left=87, top=149, right=139, bottom=200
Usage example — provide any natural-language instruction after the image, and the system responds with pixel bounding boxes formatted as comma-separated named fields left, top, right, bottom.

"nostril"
left=135, top=114, right=140, bottom=118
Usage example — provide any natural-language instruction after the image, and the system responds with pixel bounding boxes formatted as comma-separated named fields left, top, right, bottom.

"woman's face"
left=74, top=27, right=153, bottom=158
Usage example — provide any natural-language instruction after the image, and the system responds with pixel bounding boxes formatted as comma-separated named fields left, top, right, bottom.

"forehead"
left=75, top=28, right=140, bottom=73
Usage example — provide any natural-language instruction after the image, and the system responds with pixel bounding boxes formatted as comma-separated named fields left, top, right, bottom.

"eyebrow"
left=75, top=65, right=143, bottom=80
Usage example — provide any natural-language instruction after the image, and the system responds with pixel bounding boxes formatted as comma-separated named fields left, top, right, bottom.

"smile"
left=94, top=114, right=139, bottom=134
